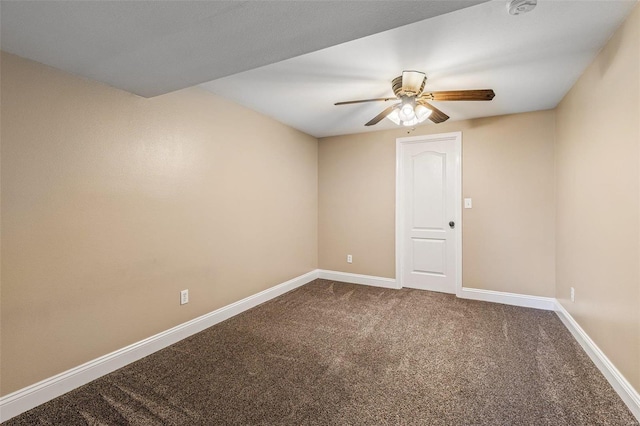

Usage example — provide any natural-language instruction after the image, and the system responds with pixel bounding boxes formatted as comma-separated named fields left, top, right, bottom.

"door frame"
left=395, top=132, right=462, bottom=296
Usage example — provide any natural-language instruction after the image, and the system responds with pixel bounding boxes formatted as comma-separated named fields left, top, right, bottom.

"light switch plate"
left=464, top=198, right=473, bottom=209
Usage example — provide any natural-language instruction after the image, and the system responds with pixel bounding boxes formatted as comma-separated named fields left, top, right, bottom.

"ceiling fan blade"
left=418, top=101, right=449, bottom=124
left=420, top=89, right=495, bottom=101
left=334, top=97, right=395, bottom=106
left=401, top=71, right=427, bottom=96
left=365, top=104, right=399, bottom=126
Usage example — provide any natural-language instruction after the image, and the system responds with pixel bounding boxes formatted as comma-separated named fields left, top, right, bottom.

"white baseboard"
left=4, top=271, right=638, bottom=423
left=555, top=301, right=640, bottom=421
left=318, top=272, right=555, bottom=311
left=318, top=269, right=399, bottom=289
left=0, top=270, right=319, bottom=423
left=458, top=287, right=556, bottom=310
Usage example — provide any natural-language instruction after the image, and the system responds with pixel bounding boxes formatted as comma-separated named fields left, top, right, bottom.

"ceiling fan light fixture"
left=386, top=101, right=433, bottom=126
left=387, top=107, right=417, bottom=126
left=398, top=102, right=416, bottom=121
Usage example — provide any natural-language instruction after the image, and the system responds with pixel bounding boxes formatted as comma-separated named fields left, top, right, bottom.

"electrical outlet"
left=180, top=289, right=189, bottom=305
left=347, top=254, right=353, bottom=264
left=570, top=287, right=575, bottom=303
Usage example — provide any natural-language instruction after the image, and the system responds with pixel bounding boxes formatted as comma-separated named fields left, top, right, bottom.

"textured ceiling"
left=2, top=0, right=636, bottom=138
left=201, top=0, right=638, bottom=137
left=0, top=0, right=486, bottom=97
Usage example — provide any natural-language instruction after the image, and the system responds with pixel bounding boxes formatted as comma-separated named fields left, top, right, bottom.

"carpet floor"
left=4, top=279, right=638, bottom=425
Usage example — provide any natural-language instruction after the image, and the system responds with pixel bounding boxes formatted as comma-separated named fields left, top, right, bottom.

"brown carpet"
left=4, top=279, right=638, bottom=425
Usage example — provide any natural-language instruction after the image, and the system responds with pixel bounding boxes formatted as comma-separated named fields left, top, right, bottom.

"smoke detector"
left=507, top=0, right=537, bottom=15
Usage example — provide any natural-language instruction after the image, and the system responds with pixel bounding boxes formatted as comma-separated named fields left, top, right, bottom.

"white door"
left=396, top=132, right=461, bottom=294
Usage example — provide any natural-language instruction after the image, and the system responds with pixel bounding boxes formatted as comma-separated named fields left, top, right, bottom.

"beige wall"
left=555, top=4, right=640, bottom=391
left=319, top=110, right=556, bottom=297
left=3, top=3, right=639, bottom=402
left=0, top=52, right=318, bottom=395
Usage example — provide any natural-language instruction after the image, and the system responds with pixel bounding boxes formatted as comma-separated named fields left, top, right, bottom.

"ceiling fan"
left=335, top=70, right=495, bottom=127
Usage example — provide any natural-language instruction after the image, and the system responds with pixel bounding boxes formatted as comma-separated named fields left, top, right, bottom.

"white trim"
left=318, top=269, right=398, bottom=289
left=4, top=271, right=638, bottom=423
left=459, top=287, right=556, bottom=310
left=0, top=270, right=319, bottom=423
left=555, top=301, right=640, bottom=421
left=453, top=135, right=462, bottom=298
left=395, top=132, right=462, bottom=295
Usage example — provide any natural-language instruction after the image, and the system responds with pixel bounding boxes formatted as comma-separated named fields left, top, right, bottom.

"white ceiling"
left=2, top=0, right=636, bottom=138
left=202, top=0, right=638, bottom=138
left=0, top=0, right=485, bottom=97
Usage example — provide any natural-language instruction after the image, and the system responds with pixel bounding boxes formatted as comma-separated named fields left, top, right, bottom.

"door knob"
left=449, top=221, right=455, bottom=229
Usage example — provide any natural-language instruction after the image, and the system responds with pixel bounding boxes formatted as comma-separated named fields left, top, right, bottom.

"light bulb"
left=398, top=103, right=415, bottom=121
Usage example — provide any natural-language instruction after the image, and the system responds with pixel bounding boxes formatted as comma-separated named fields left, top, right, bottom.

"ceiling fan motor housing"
left=392, top=73, right=426, bottom=98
